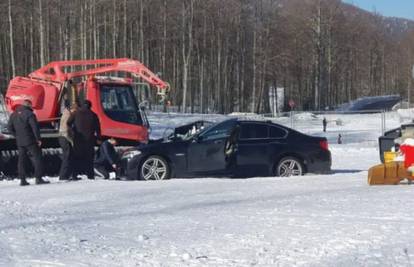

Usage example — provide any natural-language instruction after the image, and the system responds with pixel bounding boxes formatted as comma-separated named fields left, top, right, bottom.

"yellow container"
left=384, top=151, right=397, bottom=163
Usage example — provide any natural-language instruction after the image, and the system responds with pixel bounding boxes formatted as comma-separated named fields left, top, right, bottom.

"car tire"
left=139, top=155, right=170, bottom=180
left=276, top=156, right=304, bottom=177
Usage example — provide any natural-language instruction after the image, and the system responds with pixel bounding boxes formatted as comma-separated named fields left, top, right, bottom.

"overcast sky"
left=343, top=0, right=414, bottom=20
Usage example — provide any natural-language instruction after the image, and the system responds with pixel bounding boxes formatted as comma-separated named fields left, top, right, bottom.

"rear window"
left=240, top=123, right=268, bottom=139
left=269, top=126, right=287, bottom=138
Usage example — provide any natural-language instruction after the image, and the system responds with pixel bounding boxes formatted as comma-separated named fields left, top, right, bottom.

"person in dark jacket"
left=7, top=100, right=49, bottom=186
left=67, top=100, right=101, bottom=179
left=322, top=117, right=327, bottom=132
left=225, top=125, right=240, bottom=171
left=94, top=138, right=119, bottom=179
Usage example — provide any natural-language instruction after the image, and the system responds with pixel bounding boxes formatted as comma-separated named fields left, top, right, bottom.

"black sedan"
left=119, top=118, right=331, bottom=180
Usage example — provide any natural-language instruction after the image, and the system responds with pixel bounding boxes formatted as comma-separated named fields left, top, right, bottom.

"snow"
left=397, top=108, right=414, bottom=119
left=1, top=111, right=414, bottom=266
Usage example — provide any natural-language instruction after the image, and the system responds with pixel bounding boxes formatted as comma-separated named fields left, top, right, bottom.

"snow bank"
left=1, top=144, right=414, bottom=266
left=397, top=108, right=414, bottom=122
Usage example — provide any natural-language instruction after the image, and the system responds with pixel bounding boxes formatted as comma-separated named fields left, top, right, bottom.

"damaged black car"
left=119, top=118, right=331, bottom=180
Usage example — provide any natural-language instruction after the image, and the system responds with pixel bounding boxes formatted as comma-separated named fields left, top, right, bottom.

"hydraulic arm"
left=29, top=58, right=169, bottom=99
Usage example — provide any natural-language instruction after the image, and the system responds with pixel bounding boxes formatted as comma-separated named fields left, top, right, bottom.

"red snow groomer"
left=1, top=58, right=169, bottom=174
left=4, top=58, right=168, bottom=145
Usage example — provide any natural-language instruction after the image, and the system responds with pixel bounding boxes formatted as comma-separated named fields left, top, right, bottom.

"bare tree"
left=0, top=0, right=413, bottom=113
left=8, top=0, right=15, bottom=77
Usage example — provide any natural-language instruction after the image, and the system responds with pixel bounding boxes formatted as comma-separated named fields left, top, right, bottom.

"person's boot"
left=35, top=177, right=50, bottom=185
left=20, top=179, right=30, bottom=186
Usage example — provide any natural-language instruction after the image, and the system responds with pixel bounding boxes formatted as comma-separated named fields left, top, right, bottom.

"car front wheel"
left=276, top=157, right=304, bottom=177
left=140, top=156, right=170, bottom=180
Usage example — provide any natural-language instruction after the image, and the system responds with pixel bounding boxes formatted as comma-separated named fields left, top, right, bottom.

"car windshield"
left=100, top=84, right=143, bottom=125
left=168, top=121, right=215, bottom=141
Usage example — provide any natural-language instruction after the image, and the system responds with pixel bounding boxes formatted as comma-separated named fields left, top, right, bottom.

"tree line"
left=1, top=0, right=414, bottom=113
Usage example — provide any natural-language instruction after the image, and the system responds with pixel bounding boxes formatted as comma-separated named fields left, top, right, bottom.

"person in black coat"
left=94, top=138, right=119, bottom=179
left=67, top=100, right=101, bottom=179
left=7, top=100, right=49, bottom=186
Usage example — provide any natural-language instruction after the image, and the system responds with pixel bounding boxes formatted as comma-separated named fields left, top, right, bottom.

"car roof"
left=183, top=117, right=286, bottom=129
left=217, top=117, right=287, bottom=129
left=235, top=118, right=282, bottom=126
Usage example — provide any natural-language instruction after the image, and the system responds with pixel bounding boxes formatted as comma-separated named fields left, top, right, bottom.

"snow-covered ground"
left=1, top=111, right=414, bottom=266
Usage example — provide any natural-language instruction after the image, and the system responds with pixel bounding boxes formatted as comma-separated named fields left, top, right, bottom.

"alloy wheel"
left=277, top=158, right=303, bottom=177
left=141, top=156, right=169, bottom=180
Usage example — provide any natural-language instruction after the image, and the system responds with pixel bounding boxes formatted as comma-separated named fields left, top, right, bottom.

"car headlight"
left=122, top=150, right=142, bottom=160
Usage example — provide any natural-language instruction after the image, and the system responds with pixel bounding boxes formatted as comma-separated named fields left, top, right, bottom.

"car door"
left=267, top=124, right=289, bottom=157
left=235, top=122, right=271, bottom=176
left=187, top=119, right=237, bottom=174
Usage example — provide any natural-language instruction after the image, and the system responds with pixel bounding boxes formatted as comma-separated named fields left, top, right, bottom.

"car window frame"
left=199, top=119, right=237, bottom=141
left=238, top=122, right=289, bottom=140
left=238, top=122, right=269, bottom=140
left=269, top=124, right=289, bottom=139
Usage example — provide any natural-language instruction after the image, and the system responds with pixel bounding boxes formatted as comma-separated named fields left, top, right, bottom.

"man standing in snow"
left=337, top=134, right=342, bottom=144
left=58, top=101, right=78, bottom=181
left=323, top=117, right=327, bottom=132
left=7, top=99, right=49, bottom=186
left=94, top=138, right=119, bottom=180
left=67, top=100, right=101, bottom=180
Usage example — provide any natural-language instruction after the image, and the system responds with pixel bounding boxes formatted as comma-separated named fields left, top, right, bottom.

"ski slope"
left=1, top=111, right=414, bottom=266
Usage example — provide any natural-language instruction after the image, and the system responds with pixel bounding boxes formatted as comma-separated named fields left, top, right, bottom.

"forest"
left=0, top=0, right=414, bottom=113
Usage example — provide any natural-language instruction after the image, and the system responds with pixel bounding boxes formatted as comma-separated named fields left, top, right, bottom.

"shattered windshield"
left=166, top=121, right=214, bottom=141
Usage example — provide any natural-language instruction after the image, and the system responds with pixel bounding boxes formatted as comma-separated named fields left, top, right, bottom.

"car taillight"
left=319, top=140, right=329, bottom=151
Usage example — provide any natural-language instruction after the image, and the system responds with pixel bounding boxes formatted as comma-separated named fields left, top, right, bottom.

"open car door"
left=187, top=119, right=237, bottom=174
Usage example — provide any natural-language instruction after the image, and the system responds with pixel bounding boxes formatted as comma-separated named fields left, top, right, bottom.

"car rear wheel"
left=276, top=157, right=304, bottom=177
left=140, top=156, right=170, bottom=180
